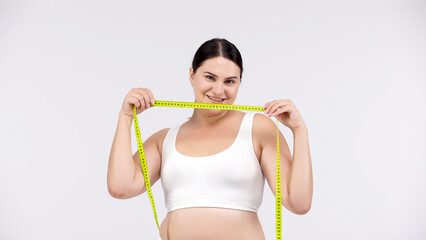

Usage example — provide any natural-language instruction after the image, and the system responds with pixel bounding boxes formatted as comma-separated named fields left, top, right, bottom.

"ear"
left=189, top=67, right=195, bottom=87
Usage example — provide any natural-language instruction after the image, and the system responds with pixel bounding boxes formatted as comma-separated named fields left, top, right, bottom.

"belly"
left=159, top=207, right=265, bottom=240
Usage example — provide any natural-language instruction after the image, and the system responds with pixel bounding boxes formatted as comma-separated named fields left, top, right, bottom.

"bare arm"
left=107, top=87, right=163, bottom=199
left=107, top=112, right=139, bottom=199
left=107, top=111, right=168, bottom=199
left=288, top=126, right=312, bottom=213
left=256, top=114, right=313, bottom=215
left=261, top=99, right=313, bottom=214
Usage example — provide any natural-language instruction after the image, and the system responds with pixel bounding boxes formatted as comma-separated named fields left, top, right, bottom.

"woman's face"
left=189, top=56, right=241, bottom=107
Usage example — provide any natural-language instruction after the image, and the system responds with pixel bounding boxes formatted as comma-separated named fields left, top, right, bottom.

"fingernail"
left=151, top=99, right=155, bottom=104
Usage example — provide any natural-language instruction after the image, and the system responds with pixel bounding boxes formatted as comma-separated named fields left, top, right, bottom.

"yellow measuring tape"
left=133, top=100, right=282, bottom=239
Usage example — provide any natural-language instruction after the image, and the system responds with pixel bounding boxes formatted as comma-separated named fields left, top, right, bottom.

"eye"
left=206, top=75, right=214, bottom=80
left=225, top=80, right=235, bottom=84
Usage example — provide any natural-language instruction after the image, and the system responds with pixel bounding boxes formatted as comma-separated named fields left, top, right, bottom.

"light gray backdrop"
left=1, top=0, right=425, bottom=239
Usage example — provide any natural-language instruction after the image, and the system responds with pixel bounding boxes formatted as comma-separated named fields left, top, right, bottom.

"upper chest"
left=174, top=113, right=262, bottom=159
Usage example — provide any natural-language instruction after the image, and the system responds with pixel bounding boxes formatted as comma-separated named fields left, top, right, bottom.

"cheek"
left=197, top=79, right=212, bottom=90
left=226, top=87, right=239, bottom=97
left=194, top=80, right=208, bottom=94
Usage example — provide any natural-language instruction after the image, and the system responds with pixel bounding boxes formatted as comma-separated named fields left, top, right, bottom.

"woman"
left=107, top=38, right=313, bottom=240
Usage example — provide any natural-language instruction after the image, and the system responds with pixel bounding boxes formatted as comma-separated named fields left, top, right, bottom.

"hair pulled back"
left=192, top=38, right=243, bottom=79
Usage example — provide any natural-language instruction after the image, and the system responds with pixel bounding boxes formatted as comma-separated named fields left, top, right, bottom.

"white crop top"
left=160, top=112, right=265, bottom=213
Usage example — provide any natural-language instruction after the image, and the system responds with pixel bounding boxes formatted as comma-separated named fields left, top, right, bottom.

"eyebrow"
left=204, top=71, right=239, bottom=80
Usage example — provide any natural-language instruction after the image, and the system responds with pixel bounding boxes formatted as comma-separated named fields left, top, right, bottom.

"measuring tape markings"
left=133, top=100, right=282, bottom=239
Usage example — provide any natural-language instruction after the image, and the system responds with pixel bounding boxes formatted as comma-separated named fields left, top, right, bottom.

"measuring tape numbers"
left=133, top=100, right=283, bottom=239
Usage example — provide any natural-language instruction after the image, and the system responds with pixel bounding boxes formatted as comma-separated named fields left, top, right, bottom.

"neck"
left=189, top=108, right=233, bottom=127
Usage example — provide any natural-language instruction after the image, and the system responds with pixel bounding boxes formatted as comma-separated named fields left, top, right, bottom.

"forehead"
left=198, top=57, right=240, bottom=77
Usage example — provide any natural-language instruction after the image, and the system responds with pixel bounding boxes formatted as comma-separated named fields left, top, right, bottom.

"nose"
left=212, top=81, right=225, bottom=96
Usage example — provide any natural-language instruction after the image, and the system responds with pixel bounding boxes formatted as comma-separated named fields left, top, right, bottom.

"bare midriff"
left=159, top=207, right=265, bottom=240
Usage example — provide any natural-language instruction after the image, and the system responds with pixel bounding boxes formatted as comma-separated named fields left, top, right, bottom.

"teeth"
left=208, top=95, right=224, bottom=101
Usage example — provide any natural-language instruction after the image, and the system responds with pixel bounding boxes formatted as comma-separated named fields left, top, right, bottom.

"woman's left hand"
left=263, top=99, right=307, bottom=132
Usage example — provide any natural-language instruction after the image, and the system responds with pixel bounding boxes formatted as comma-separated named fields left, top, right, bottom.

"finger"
left=263, top=101, right=272, bottom=110
left=134, top=93, right=146, bottom=110
left=147, top=89, right=155, bottom=105
left=131, top=95, right=142, bottom=109
left=140, top=91, right=151, bottom=108
left=139, top=95, right=147, bottom=109
left=133, top=91, right=147, bottom=108
left=267, top=102, right=286, bottom=116
left=272, top=105, right=290, bottom=117
left=139, top=88, right=152, bottom=108
left=263, top=100, right=275, bottom=113
left=262, top=102, right=270, bottom=113
left=134, top=88, right=147, bottom=98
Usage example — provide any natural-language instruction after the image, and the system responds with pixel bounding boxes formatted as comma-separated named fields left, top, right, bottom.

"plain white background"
left=1, top=0, right=425, bottom=239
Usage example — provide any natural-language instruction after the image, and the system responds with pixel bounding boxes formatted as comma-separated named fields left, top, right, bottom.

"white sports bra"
left=160, top=112, right=265, bottom=213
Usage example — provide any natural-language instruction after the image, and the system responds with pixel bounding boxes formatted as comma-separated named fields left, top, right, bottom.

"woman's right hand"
left=120, top=88, right=155, bottom=118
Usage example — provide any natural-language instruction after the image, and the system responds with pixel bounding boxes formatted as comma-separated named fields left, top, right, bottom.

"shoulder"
left=152, top=127, right=171, bottom=141
left=253, top=113, right=277, bottom=134
left=250, top=113, right=277, bottom=159
left=146, top=127, right=171, bottom=150
left=252, top=113, right=279, bottom=146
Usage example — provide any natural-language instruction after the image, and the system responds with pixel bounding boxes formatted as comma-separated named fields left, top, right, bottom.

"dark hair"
left=192, top=38, right=243, bottom=79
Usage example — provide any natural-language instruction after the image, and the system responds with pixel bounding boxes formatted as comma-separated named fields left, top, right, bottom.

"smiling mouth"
left=207, top=95, right=225, bottom=102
